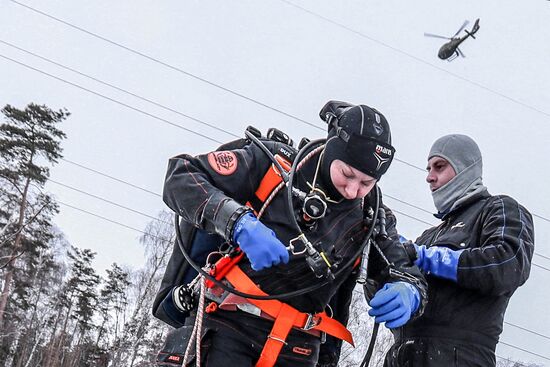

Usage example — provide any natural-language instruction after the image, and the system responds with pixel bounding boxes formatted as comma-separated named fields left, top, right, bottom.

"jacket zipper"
left=432, top=219, right=448, bottom=244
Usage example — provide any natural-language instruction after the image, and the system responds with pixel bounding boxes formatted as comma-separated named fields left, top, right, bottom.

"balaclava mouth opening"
left=429, top=134, right=487, bottom=214
left=317, top=100, right=395, bottom=199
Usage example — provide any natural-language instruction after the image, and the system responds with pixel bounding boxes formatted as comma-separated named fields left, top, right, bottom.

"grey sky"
left=1, top=0, right=549, bottom=364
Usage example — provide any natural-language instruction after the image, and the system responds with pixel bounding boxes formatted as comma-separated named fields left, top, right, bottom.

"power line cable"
left=392, top=209, right=435, bottom=226
left=0, top=53, right=223, bottom=145
left=533, top=252, right=550, bottom=262
left=57, top=200, right=171, bottom=243
left=532, top=213, right=550, bottom=223
left=48, top=179, right=168, bottom=224
left=532, top=263, right=550, bottom=272
left=0, top=39, right=239, bottom=140
left=59, top=158, right=162, bottom=197
left=499, top=340, right=550, bottom=362
left=504, top=321, right=550, bottom=342
left=384, top=193, right=434, bottom=215
left=278, top=0, right=550, bottom=120
left=7, top=0, right=322, bottom=131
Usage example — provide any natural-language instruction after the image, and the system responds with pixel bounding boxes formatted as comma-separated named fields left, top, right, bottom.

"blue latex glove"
left=414, top=244, right=463, bottom=282
left=368, top=282, right=420, bottom=329
left=233, top=212, right=289, bottom=271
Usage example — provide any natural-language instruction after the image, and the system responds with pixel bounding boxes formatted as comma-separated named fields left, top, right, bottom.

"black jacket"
left=399, top=190, right=534, bottom=349
left=156, top=138, right=426, bottom=327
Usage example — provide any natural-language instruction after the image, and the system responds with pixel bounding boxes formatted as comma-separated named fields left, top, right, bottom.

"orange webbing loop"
left=245, top=154, right=292, bottom=213
left=256, top=303, right=299, bottom=367
left=255, top=155, right=291, bottom=202
left=223, top=266, right=354, bottom=367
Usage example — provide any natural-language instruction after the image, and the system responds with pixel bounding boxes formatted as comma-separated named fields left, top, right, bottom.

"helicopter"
left=424, top=18, right=480, bottom=61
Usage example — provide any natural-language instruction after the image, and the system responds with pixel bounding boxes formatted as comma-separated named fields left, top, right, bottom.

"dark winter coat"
left=397, top=189, right=534, bottom=350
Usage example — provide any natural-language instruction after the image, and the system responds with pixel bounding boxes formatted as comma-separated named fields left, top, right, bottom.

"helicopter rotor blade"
left=424, top=33, right=451, bottom=40
left=452, top=20, right=470, bottom=38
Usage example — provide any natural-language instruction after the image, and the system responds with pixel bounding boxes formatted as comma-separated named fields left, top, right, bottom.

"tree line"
left=0, top=103, right=540, bottom=367
left=0, top=103, right=173, bottom=366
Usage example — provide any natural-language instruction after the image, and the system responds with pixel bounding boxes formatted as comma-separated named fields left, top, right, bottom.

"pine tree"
left=0, top=103, right=68, bottom=329
left=43, top=247, right=99, bottom=367
left=0, top=103, right=68, bottom=365
left=95, top=263, right=130, bottom=364
left=9, top=228, right=67, bottom=367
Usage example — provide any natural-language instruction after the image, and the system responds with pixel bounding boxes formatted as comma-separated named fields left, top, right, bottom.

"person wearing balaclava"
left=384, top=134, right=535, bottom=367
left=155, top=100, right=427, bottom=367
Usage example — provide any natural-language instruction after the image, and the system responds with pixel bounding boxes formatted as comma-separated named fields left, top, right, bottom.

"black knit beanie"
left=317, top=101, right=395, bottom=198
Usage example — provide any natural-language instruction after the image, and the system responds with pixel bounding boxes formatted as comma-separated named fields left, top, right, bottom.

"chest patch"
left=208, top=151, right=237, bottom=175
left=451, top=221, right=465, bottom=230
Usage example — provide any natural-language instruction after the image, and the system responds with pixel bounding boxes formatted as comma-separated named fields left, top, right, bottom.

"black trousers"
left=384, top=337, right=496, bottom=367
left=161, top=310, right=322, bottom=367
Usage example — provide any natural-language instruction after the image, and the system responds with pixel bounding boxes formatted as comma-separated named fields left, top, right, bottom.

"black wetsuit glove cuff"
left=210, top=198, right=252, bottom=242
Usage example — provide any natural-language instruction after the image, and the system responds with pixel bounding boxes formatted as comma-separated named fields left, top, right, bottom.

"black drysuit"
left=384, top=190, right=534, bottom=367
left=157, top=139, right=427, bottom=366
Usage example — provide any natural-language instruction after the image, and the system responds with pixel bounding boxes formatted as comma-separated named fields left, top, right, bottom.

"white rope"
left=195, top=278, right=206, bottom=366
left=182, top=276, right=206, bottom=366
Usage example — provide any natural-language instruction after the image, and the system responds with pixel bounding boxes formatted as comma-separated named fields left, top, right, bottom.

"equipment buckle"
left=287, top=234, right=308, bottom=255
left=302, top=314, right=320, bottom=331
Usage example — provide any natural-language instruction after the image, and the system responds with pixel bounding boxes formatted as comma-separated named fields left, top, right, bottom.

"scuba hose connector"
left=356, top=239, right=372, bottom=285
left=289, top=234, right=334, bottom=280
left=374, top=208, right=388, bottom=240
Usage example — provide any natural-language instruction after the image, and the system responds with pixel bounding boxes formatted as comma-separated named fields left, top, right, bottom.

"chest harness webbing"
left=202, top=150, right=354, bottom=367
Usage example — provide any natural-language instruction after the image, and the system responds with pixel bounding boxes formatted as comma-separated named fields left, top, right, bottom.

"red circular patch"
left=207, top=151, right=238, bottom=175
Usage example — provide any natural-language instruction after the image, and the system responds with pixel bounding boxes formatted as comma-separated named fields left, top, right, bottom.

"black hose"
left=360, top=322, right=380, bottom=367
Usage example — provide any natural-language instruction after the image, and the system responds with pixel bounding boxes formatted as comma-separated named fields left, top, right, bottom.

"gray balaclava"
left=429, top=134, right=487, bottom=214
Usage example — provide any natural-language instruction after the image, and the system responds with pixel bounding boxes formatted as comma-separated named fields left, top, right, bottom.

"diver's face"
left=330, top=159, right=376, bottom=200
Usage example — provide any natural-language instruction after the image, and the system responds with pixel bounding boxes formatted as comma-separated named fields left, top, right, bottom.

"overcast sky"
left=1, top=0, right=549, bottom=364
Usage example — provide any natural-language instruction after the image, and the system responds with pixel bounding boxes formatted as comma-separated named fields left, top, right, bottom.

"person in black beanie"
left=154, top=101, right=427, bottom=367
left=384, top=134, right=535, bottom=367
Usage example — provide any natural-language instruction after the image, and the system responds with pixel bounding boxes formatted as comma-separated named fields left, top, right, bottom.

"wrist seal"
left=212, top=199, right=252, bottom=242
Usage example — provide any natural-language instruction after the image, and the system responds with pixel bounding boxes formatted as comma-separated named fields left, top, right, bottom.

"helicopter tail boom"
left=464, top=19, right=480, bottom=39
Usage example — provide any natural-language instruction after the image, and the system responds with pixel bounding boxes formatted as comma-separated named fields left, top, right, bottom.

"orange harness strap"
left=224, top=266, right=354, bottom=367
left=246, top=154, right=292, bottom=214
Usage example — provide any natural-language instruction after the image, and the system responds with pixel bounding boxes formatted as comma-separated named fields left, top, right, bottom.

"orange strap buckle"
left=223, top=266, right=354, bottom=367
